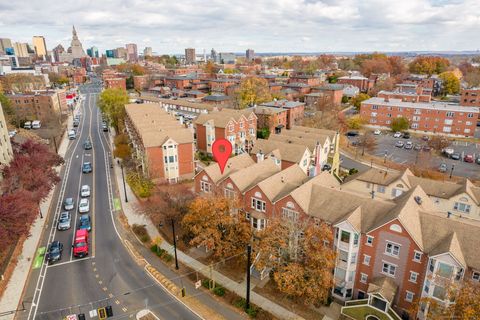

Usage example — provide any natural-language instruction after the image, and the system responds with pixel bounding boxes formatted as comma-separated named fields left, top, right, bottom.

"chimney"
left=256, top=150, right=264, bottom=162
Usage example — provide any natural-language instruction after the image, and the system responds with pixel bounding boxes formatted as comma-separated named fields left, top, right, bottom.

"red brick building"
left=338, top=75, right=373, bottom=93
left=360, top=97, right=479, bottom=137
left=288, top=74, right=321, bottom=86
left=253, top=106, right=288, bottom=135
left=124, top=103, right=195, bottom=183
left=308, top=83, right=345, bottom=107
left=260, top=100, right=305, bottom=129
left=460, top=88, right=480, bottom=107
left=194, top=108, right=257, bottom=155
left=105, top=78, right=127, bottom=91
left=133, top=75, right=150, bottom=90
left=377, top=90, right=431, bottom=103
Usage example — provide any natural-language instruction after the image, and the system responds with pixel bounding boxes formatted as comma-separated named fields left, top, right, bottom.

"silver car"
left=64, top=198, right=74, bottom=211
left=57, top=212, right=71, bottom=231
left=81, top=185, right=90, bottom=197
left=79, top=198, right=90, bottom=213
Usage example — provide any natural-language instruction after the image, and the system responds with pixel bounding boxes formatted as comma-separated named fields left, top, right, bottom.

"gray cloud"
left=0, top=0, right=479, bottom=54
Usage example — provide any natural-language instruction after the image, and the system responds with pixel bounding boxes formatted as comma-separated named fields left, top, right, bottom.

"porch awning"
left=367, top=277, right=398, bottom=303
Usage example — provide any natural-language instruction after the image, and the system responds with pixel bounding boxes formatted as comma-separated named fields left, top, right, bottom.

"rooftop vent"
left=414, top=196, right=422, bottom=205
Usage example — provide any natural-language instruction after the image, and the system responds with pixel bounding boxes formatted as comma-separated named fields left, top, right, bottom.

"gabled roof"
left=345, top=168, right=412, bottom=187
left=367, top=277, right=398, bottom=303
left=228, top=158, right=280, bottom=193
left=407, top=176, right=480, bottom=205
left=275, top=129, right=330, bottom=147
left=289, top=125, right=337, bottom=142
left=194, top=108, right=255, bottom=128
left=429, top=232, right=466, bottom=267
left=200, top=153, right=254, bottom=184
left=251, top=139, right=311, bottom=164
left=255, top=165, right=308, bottom=203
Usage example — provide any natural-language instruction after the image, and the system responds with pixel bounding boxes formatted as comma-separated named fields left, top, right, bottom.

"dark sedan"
left=46, top=241, right=63, bottom=264
left=82, top=162, right=92, bottom=173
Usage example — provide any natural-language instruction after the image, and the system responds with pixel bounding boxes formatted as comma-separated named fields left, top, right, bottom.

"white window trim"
left=472, top=271, right=480, bottom=282
left=413, top=250, right=423, bottom=263
left=381, top=261, right=397, bottom=278
left=405, top=290, right=414, bottom=303
left=385, top=241, right=401, bottom=257
left=363, top=254, right=371, bottom=266
left=366, top=235, right=374, bottom=246
left=360, top=273, right=368, bottom=284
left=409, top=271, right=419, bottom=283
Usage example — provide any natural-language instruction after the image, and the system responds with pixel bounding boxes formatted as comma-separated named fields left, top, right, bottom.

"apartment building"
left=338, top=75, right=373, bottom=93
left=343, top=168, right=480, bottom=221
left=288, top=74, right=322, bottom=86
left=377, top=90, right=431, bottom=103
left=194, top=156, right=480, bottom=319
left=0, top=102, right=13, bottom=167
left=253, top=106, right=288, bottom=135
left=260, top=100, right=305, bottom=129
left=104, top=78, right=126, bottom=91
left=309, top=83, right=345, bottom=107
left=360, top=97, right=479, bottom=137
left=194, top=108, right=257, bottom=155
left=124, top=103, right=195, bottom=183
left=6, top=89, right=67, bottom=123
left=133, top=75, right=150, bottom=91
left=460, top=87, right=480, bottom=107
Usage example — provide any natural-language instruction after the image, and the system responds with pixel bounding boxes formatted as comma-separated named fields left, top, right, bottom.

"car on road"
left=79, top=214, right=91, bottom=232
left=402, top=132, right=411, bottom=139
left=102, top=122, right=109, bottom=132
left=46, top=241, right=63, bottom=264
left=404, top=141, right=413, bottom=149
left=84, top=139, right=92, bottom=150
left=476, top=157, right=480, bottom=165
left=443, top=148, right=454, bottom=157
left=346, top=131, right=359, bottom=137
left=57, top=212, right=71, bottom=231
left=73, top=120, right=79, bottom=127
left=393, top=132, right=402, bottom=138
left=373, top=129, right=381, bottom=135
left=464, top=154, right=474, bottom=163
left=79, top=199, right=90, bottom=213
left=68, top=130, right=76, bottom=140
left=64, top=197, right=74, bottom=211
left=439, top=163, right=448, bottom=173
left=414, top=144, right=422, bottom=151
left=82, top=162, right=92, bottom=173
left=395, top=141, right=405, bottom=148
left=73, top=229, right=89, bottom=258
left=322, top=163, right=332, bottom=171
left=451, top=153, right=461, bottom=160
left=81, top=185, right=90, bottom=197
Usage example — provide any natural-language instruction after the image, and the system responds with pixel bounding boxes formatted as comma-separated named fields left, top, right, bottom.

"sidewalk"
left=109, top=142, right=305, bottom=320
left=0, top=104, right=76, bottom=317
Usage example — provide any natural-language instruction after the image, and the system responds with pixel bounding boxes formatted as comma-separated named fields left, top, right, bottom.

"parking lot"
left=347, top=130, right=480, bottom=179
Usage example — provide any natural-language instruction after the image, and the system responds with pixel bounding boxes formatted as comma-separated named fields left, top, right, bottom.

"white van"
left=68, top=130, right=76, bottom=140
left=32, top=120, right=41, bottom=129
left=24, top=121, right=32, bottom=129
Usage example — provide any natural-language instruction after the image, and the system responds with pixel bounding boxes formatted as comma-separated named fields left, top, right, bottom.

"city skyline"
left=1, top=0, right=480, bottom=55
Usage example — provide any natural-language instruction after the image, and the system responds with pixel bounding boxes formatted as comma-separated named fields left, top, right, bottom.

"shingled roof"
left=251, top=139, right=311, bottom=164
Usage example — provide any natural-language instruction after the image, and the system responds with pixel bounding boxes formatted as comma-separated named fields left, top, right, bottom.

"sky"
left=1, top=0, right=480, bottom=55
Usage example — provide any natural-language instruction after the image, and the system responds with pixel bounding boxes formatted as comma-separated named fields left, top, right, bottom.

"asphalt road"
left=346, top=131, right=480, bottom=179
left=18, top=81, right=201, bottom=320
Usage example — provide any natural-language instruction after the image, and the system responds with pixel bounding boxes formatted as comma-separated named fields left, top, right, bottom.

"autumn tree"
left=439, top=71, right=460, bottom=95
left=302, top=105, right=343, bottom=131
left=346, top=115, right=365, bottom=130
left=370, top=78, right=396, bottom=96
left=351, top=93, right=370, bottom=110
left=409, top=56, right=450, bottom=75
left=463, top=68, right=480, bottom=87
left=390, top=117, right=409, bottom=132
left=255, top=220, right=336, bottom=305
left=98, top=88, right=129, bottom=131
left=113, top=134, right=131, bottom=160
left=204, top=60, right=216, bottom=76
left=235, top=76, right=272, bottom=109
left=358, top=132, right=377, bottom=156
left=182, top=196, right=252, bottom=260
left=428, top=136, right=450, bottom=152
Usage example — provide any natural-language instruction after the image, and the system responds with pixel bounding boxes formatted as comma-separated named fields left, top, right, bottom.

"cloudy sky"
left=1, top=0, right=479, bottom=55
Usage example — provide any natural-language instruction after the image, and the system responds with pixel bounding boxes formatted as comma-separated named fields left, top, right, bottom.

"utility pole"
left=52, top=136, right=58, bottom=154
left=120, top=162, right=128, bottom=203
left=172, top=219, right=179, bottom=270
left=450, top=164, right=455, bottom=179
left=245, top=244, right=252, bottom=311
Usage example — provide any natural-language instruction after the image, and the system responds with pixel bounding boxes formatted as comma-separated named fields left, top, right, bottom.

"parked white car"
left=80, top=185, right=90, bottom=197
left=78, top=198, right=90, bottom=213
left=393, top=131, right=402, bottom=138
left=373, top=129, right=381, bottom=135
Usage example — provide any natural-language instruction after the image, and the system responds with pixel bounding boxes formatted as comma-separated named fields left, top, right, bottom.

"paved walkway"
left=109, top=138, right=305, bottom=320
left=0, top=101, right=79, bottom=317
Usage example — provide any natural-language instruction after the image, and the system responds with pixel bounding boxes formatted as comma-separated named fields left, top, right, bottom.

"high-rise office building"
left=126, top=43, right=138, bottom=62
left=52, top=44, right=65, bottom=63
left=246, top=49, right=255, bottom=61
left=210, top=48, right=218, bottom=63
left=13, top=42, right=29, bottom=57
left=87, top=46, right=99, bottom=58
left=185, top=48, right=195, bottom=64
left=106, top=49, right=115, bottom=58
left=143, top=47, right=153, bottom=57
left=0, top=38, right=13, bottom=55
left=32, top=36, right=47, bottom=58
left=219, top=52, right=236, bottom=64
left=114, top=47, right=127, bottom=59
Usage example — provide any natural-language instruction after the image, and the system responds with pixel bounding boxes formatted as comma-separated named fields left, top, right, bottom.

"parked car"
left=464, top=154, right=474, bottom=163
left=393, top=132, right=402, bottom=138
left=57, top=212, right=71, bottom=231
left=395, top=141, right=405, bottom=148
left=322, top=164, right=332, bottom=171
left=402, top=132, right=411, bottom=139
left=373, top=129, right=381, bottom=135
left=347, top=131, right=359, bottom=137
left=438, top=163, right=448, bottom=173
left=68, top=130, right=76, bottom=140
left=443, top=148, right=454, bottom=157
left=84, top=139, right=92, bottom=150
left=73, top=120, right=79, bottom=127
left=422, top=145, right=431, bottom=152
left=81, top=185, right=90, bottom=197
left=79, top=214, right=92, bottom=232
left=414, top=144, right=422, bottom=151
left=73, top=229, right=89, bottom=258
left=79, top=199, right=90, bottom=213
left=64, top=198, right=74, bottom=211
left=102, top=122, right=109, bottom=132
left=422, top=135, right=429, bottom=141
left=451, top=153, right=461, bottom=160
left=404, top=141, right=413, bottom=149
left=476, top=157, right=480, bottom=165
left=82, top=162, right=92, bottom=173
left=46, top=241, right=63, bottom=264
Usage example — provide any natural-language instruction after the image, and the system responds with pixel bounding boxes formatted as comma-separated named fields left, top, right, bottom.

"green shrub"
left=126, top=171, right=154, bottom=198
left=163, top=253, right=173, bottom=262
left=156, top=248, right=166, bottom=257
left=234, top=298, right=246, bottom=309
left=246, top=306, right=258, bottom=318
left=213, top=286, right=225, bottom=296
left=132, top=224, right=151, bottom=243
left=150, top=244, right=158, bottom=252
left=201, top=279, right=210, bottom=289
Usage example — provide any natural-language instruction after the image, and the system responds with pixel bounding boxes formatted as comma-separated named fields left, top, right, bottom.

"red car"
left=464, top=154, right=474, bottom=163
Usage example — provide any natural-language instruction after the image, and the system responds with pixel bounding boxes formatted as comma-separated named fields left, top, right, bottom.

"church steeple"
left=72, top=25, right=77, bottom=38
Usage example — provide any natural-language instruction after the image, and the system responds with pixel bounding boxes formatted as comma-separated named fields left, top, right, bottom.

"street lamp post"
left=120, top=163, right=128, bottom=203
left=38, top=202, right=43, bottom=219
left=450, top=164, right=455, bottom=179
left=171, top=219, right=179, bottom=270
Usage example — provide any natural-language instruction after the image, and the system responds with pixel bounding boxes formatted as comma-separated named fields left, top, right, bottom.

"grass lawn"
left=342, top=305, right=392, bottom=320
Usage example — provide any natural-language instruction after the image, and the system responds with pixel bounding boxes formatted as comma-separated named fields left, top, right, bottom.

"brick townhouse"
left=460, top=87, right=480, bottom=107
left=253, top=106, right=288, bottom=135
left=104, top=78, right=127, bottom=91
left=194, top=108, right=257, bottom=155
left=377, top=90, right=431, bottom=103
left=338, top=75, right=373, bottom=93
left=260, top=100, right=305, bottom=129
left=124, top=103, right=195, bottom=183
left=194, top=155, right=480, bottom=319
left=288, top=74, right=322, bottom=86
left=307, top=83, right=345, bottom=107
left=360, top=97, right=479, bottom=137
left=6, top=89, right=67, bottom=123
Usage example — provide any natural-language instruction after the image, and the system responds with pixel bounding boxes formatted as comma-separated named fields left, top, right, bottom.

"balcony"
left=341, top=299, right=402, bottom=320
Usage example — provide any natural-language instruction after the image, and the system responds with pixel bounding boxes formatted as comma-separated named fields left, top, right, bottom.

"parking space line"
left=47, top=256, right=91, bottom=269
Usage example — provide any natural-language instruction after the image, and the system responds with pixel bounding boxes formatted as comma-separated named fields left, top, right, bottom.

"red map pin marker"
left=212, top=138, right=232, bottom=174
